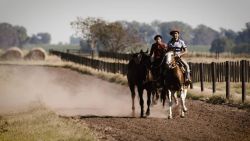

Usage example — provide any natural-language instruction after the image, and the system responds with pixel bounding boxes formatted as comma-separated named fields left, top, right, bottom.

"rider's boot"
left=185, top=72, right=192, bottom=84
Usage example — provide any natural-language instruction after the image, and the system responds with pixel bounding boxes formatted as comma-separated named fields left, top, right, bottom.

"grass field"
left=188, top=45, right=210, bottom=52
left=189, top=82, right=250, bottom=103
left=0, top=104, right=96, bottom=141
left=193, top=82, right=250, bottom=95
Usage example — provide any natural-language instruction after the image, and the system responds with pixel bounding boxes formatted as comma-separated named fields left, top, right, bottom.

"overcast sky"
left=0, top=0, right=250, bottom=44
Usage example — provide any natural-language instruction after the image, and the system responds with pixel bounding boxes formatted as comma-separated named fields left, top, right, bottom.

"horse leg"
left=180, top=89, right=188, bottom=118
left=138, top=84, right=144, bottom=118
left=129, top=83, right=136, bottom=112
left=161, top=88, right=167, bottom=107
left=173, top=91, right=178, bottom=106
left=168, top=91, right=173, bottom=119
left=156, top=89, right=159, bottom=102
left=146, top=90, right=151, bottom=116
left=151, top=90, right=156, bottom=105
left=153, top=90, right=159, bottom=105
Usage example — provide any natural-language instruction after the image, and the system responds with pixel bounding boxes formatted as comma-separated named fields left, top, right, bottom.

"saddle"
left=169, top=56, right=186, bottom=73
left=176, top=60, right=186, bottom=73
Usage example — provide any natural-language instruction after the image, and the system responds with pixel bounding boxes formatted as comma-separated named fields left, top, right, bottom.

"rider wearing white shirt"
left=168, top=30, right=191, bottom=83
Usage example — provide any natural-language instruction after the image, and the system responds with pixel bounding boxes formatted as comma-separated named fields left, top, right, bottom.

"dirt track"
left=1, top=65, right=250, bottom=141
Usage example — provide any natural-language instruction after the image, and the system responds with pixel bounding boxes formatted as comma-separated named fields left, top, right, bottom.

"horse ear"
left=140, top=49, right=143, bottom=53
left=146, top=49, right=149, bottom=53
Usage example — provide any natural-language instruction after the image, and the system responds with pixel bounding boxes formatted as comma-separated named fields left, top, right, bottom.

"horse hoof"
left=180, top=115, right=185, bottom=118
left=140, top=113, right=145, bottom=118
left=183, top=107, right=188, bottom=112
left=140, top=115, right=146, bottom=118
left=146, top=111, right=150, bottom=116
left=168, top=116, right=173, bottom=119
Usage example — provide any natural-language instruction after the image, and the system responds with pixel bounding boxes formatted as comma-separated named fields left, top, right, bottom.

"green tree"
left=0, top=23, right=19, bottom=48
left=192, top=24, right=219, bottom=45
left=120, top=21, right=156, bottom=44
left=29, top=32, right=51, bottom=44
left=220, top=28, right=238, bottom=41
left=235, top=22, right=250, bottom=44
left=232, top=44, right=250, bottom=54
left=210, top=37, right=234, bottom=53
left=158, top=21, right=193, bottom=44
left=37, top=33, right=51, bottom=44
left=14, top=26, right=28, bottom=47
left=91, top=21, right=140, bottom=52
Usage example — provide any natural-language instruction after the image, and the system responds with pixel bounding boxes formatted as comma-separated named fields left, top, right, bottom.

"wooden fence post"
left=189, top=62, right=193, bottom=89
left=226, top=61, right=230, bottom=100
left=241, top=60, right=246, bottom=103
left=200, top=63, right=204, bottom=92
left=211, top=62, right=216, bottom=93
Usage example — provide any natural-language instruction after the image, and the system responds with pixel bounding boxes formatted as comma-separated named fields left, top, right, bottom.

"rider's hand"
left=175, top=54, right=180, bottom=58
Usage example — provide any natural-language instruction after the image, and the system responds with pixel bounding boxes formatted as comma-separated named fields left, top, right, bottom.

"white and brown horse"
left=162, top=51, right=189, bottom=119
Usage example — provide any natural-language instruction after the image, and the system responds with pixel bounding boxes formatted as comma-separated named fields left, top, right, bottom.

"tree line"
left=71, top=17, right=250, bottom=54
left=210, top=23, right=250, bottom=54
left=0, top=23, right=51, bottom=49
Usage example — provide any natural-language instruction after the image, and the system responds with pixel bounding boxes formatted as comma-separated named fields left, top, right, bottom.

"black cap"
left=154, top=35, right=162, bottom=40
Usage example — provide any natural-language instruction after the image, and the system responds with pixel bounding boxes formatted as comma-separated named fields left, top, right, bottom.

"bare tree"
left=71, top=17, right=104, bottom=50
left=71, top=17, right=143, bottom=52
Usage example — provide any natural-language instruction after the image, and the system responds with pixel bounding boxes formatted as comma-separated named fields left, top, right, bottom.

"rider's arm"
left=179, top=47, right=187, bottom=57
left=179, top=40, right=187, bottom=57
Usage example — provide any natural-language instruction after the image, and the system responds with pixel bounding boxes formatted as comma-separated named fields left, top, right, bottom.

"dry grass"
left=192, top=82, right=250, bottom=96
left=0, top=103, right=96, bottom=141
left=188, top=83, right=250, bottom=105
left=0, top=49, right=3, bottom=56
left=84, top=55, right=128, bottom=64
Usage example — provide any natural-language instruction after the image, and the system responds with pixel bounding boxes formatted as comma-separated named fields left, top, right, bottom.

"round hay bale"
left=1, top=47, right=23, bottom=60
left=25, top=48, right=47, bottom=60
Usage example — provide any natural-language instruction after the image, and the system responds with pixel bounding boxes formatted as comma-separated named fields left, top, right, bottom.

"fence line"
left=98, top=51, right=130, bottom=61
left=50, top=49, right=250, bottom=83
left=50, top=49, right=249, bottom=102
left=50, top=50, right=128, bottom=75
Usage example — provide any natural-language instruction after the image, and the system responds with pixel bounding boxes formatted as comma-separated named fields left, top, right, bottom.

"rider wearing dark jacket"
left=150, top=35, right=168, bottom=81
left=150, top=35, right=168, bottom=65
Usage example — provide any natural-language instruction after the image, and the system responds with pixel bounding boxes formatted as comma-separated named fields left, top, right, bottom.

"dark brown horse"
left=127, top=50, right=154, bottom=117
left=162, top=51, right=189, bottom=119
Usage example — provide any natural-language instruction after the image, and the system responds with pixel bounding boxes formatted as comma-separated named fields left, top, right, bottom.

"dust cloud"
left=0, top=65, right=167, bottom=117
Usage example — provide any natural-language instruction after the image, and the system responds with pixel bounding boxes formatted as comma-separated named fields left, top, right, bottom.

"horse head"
left=139, top=50, right=151, bottom=68
left=131, top=50, right=150, bottom=67
left=165, top=51, right=176, bottom=69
